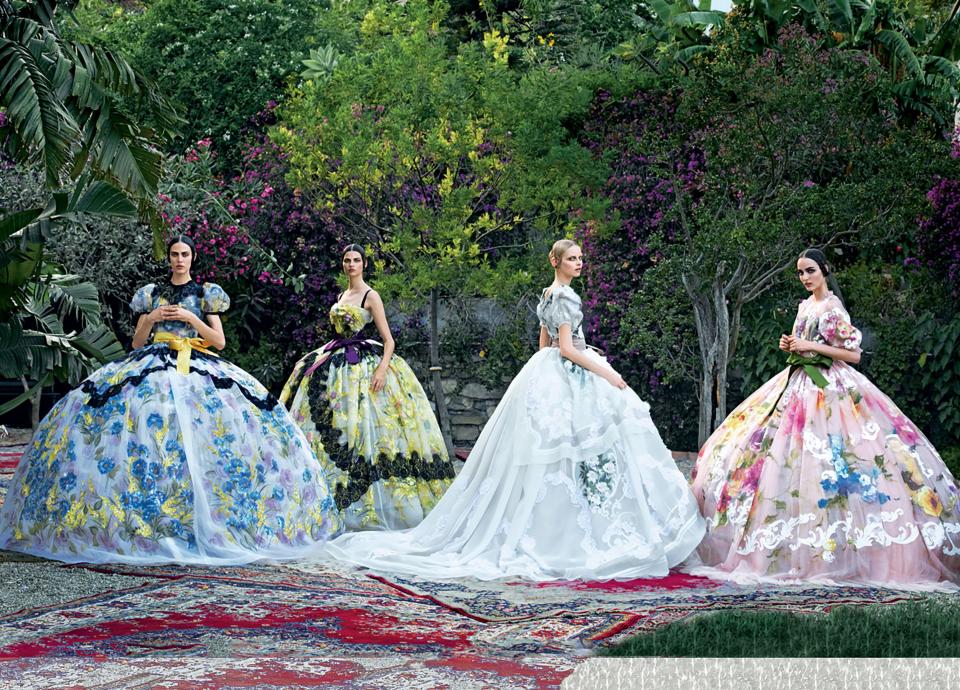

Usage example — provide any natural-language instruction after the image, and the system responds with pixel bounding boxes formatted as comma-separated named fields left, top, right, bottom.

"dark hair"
left=167, top=234, right=199, bottom=272
left=798, top=247, right=830, bottom=276
left=799, top=246, right=846, bottom=304
left=341, top=243, right=367, bottom=264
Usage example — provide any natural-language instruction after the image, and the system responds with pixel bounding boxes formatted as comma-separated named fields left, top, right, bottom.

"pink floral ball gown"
left=690, top=292, right=960, bottom=589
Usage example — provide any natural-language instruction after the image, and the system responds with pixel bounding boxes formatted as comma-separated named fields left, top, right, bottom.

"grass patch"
left=603, top=597, right=960, bottom=657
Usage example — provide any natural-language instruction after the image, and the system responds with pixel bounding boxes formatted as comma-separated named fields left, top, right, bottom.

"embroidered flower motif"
left=578, top=452, right=618, bottom=510
left=914, top=487, right=944, bottom=518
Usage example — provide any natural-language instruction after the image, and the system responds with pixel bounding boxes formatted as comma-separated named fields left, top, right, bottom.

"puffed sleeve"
left=818, top=305, right=862, bottom=352
left=552, top=286, right=583, bottom=330
left=130, top=284, right=155, bottom=316
left=201, top=283, right=230, bottom=315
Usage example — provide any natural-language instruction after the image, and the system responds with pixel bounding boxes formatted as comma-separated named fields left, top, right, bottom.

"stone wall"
left=443, top=379, right=506, bottom=445
left=404, top=355, right=511, bottom=449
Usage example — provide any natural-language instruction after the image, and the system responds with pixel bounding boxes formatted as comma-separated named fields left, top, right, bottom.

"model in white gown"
left=324, top=241, right=705, bottom=580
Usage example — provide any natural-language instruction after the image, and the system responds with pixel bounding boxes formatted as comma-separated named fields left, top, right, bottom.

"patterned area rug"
left=289, top=562, right=920, bottom=647
left=0, top=442, right=925, bottom=688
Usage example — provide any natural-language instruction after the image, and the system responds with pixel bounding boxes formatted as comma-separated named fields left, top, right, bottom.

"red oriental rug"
left=0, top=443, right=922, bottom=689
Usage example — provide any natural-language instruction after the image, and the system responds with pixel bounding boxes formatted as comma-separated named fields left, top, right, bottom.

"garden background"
left=2, top=0, right=959, bottom=464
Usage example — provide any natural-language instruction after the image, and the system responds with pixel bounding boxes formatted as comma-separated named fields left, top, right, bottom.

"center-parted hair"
left=549, top=239, right=578, bottom=267
left=798, top=247, right=830, bottom=276
left=166, top=234, right=199, bottom=272
left=341, top=243, right=367, bottom=265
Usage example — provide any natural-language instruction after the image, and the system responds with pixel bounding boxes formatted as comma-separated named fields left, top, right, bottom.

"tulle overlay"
left=279, top=302, right=454, bottom=531
left=690, top=294, right=960, bottom=589
left=325, top=286, right=704, bottom=580
left=0, top=282, right=342, bottom=565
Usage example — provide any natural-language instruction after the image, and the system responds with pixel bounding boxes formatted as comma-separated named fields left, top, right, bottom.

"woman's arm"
left=556, top=324, right=626, bottom=388
left=366, top=291, right=395, bottom=393
left=132, top=307, right=168, bottom=349
left=789, top=337, right=860, bottom=364
left=539, top=326, right=550, bottom=350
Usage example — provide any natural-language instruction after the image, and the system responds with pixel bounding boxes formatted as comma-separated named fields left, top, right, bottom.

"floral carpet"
left=0, top=443, right=923, bottom=688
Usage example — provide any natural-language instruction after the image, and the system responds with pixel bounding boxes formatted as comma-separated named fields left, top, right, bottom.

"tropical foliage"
left=1, top=0, right=958, bottom=457
left=1, top=0, right=179, bottom=425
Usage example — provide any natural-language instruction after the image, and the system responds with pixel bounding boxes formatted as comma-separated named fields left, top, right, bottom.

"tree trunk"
left=684, top=272, right=719, bottom=447
left=20, top=376, right=42, bottom=431
left=428, top=289, right=455, bottom=457
left=713, top=274, right=730, bottom=428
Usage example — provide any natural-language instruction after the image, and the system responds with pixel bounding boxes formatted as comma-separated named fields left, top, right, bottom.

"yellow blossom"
left=914, top=487, right=943, bottom=518
left=482, top=29, right=510, bottom=65
left=64, top=501, right=85, bottom=530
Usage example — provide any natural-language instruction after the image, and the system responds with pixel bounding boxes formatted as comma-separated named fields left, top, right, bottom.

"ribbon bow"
left=785, top=352, right=833, bottom=389
left=304, top=334, right=381, bottom=376
left=153, top=332, right=219, bottom=375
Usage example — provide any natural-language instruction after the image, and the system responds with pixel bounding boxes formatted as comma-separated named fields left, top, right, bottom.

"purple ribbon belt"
left=305, top=334, right=381, bottom=375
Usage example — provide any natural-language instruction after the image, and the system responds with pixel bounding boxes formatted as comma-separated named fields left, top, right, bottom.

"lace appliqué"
left=578, top=451, right=619, bottom=513
left=732, top=508, right=960, bottom=561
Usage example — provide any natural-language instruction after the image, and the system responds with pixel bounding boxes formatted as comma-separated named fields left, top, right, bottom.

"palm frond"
left=0, top=25, right=80, bottom=184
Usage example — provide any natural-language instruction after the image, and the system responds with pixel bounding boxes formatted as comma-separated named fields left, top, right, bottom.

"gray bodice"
left=537, top=285, right=586, bottom=349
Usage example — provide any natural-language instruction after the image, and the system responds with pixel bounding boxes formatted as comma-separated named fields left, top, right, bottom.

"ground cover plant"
left=604, top=596, right=960, bottom=657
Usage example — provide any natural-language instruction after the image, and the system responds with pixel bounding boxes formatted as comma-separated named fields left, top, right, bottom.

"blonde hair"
left=549, top=239, right=578, bottom=267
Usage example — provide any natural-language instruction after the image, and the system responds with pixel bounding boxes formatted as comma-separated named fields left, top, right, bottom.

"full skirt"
left=690, top=361, right=960, bottom=590
left=280, top=346, right=455, bottom=531
left=324, top=347, right=705, bottom=581
left=0, top=344, right=342, bottom=565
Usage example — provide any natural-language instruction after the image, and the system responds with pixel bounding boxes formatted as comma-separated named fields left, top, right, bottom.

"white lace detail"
left=731, top=509, right=957, bottom=561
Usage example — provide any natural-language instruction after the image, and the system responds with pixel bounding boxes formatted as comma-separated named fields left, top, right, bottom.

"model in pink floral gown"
left=690, top=249, right=960, bottom=590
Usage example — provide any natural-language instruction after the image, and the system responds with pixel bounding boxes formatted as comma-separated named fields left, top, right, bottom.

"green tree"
left=278, top=0, right=610, bottom=448
left=623, top=25, right=955, bottom=444
left=81, top=0, right=330, bottom=169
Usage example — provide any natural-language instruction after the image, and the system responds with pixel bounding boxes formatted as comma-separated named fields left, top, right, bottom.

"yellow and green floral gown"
left=280, top=297, right=455, bottom=531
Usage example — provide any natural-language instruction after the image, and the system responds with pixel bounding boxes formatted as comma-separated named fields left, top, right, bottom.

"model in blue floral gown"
left=0, top=236, right=342, bottom=565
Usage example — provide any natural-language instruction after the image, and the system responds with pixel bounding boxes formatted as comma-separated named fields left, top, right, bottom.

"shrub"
left=73, top=0, right=328, bottom=170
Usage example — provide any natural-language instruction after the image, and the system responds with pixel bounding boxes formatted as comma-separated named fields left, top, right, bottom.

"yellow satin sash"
left=153, top=332, right=219, bottom=375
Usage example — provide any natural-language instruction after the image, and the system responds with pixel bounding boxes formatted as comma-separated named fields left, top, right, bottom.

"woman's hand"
left=370, top=366, right=387, bottom=393
left=150, top=305, right=201, bottom=330
left=789, top=337, right=817, bottom=354
left=146, top=306, right=170, bottom=324
left=604, top=370, right=628, bottom=390
left=779, top=334, right=793, bottom=352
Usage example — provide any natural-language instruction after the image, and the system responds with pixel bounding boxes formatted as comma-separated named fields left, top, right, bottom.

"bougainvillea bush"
left=576, top=23, right=960, bottom=449
left=918, top=176, right=960, bottom=295
left=158, top=106, right=344, bottom=385
left=576, top=88, right=702, bottom=449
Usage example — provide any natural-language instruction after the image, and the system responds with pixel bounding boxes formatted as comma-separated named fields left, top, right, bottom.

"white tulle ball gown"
left=324, top=285, right=705, bottom=580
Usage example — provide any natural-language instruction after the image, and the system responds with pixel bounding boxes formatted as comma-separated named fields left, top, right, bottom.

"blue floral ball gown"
left=279, top=290, right=455, bottom=531
left=0, top=280, right=342, bottom=565
left=324, top=285, right=705, bottom=580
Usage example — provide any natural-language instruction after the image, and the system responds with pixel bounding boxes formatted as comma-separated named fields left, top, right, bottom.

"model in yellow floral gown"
left=280, top=245, right=455, bottom=531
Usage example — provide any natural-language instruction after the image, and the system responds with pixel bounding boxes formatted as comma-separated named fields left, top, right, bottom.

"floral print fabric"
left=279, top=301, right=455, bottom=532
left=537, top=285, right=585, bottom=340
left=0, top=283, right=341, bottom=565
left=690, top=293, right=960, bottom=589
left=324, top=287, right=705, bottom=581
